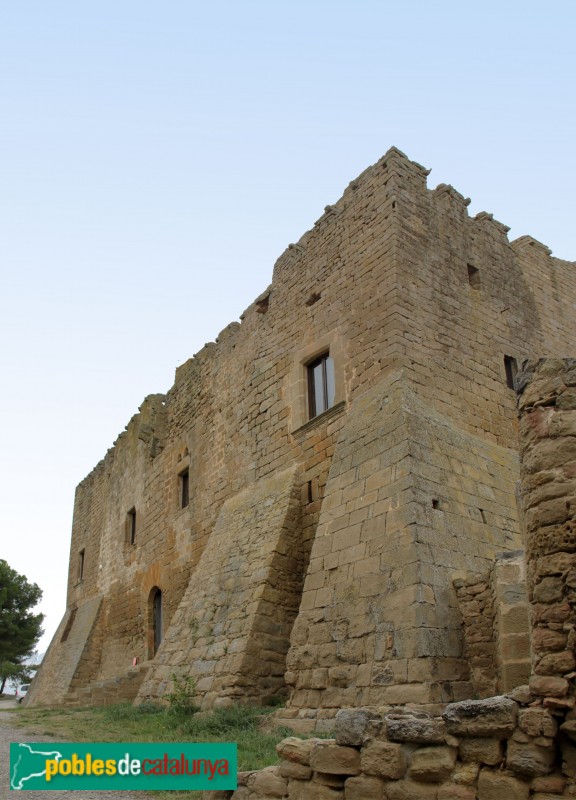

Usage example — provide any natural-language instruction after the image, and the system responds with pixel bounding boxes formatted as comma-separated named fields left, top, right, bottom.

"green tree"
left=0, top=560, right=44, bottom=693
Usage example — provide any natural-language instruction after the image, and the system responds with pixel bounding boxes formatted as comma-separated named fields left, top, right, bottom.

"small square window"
left=307, top=353, right=335, bottom=419
left=180, top=469, right=190, bottom=509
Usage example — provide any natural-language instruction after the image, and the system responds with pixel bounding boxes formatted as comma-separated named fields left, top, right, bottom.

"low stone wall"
left=205, top=696, right=575, bottom=799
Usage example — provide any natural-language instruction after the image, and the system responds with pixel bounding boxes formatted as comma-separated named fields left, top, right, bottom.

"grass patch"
left=9, top=702, right=292, bottom=772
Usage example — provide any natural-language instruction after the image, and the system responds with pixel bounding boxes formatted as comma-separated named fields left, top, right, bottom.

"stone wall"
left=454, top=573, right=498, bottom=698
left=205, top=697, right=572, bottom=800
left=202, top=359, right=576, bottom=798
left=454, top=552, right=531, bottom=699
left=30, top=150, right=576, bottom=710
left=492, top=552, right=532, bottom=693
left=282, top=371, right=523, bottom=730
left=137, top=467, right=303, bottom=708
left=518, top=359, right=576, bottom=713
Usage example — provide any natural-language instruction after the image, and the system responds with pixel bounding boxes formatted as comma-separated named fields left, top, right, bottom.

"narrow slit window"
left=153, top=588, right=163, bottom=654
left=78, top=549, right=85, bottom=582
left=180, top=469, right=189, bottom=509
left=127, top=508, right=136, bottom=545
left=306, top=480, right=313, bottom=504
left=308, top=353, right=335, bottom=419
left=504, top=355, right=518, bottom=390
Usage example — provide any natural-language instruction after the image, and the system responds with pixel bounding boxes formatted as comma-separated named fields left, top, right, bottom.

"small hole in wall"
left=467, top=264, right=480, bottom=289
left=256, top=295, right=269, bottom=314
left=306, top=292, right=321, bottom=307
left=432, top=499, right=441, bottom=510
left=306, top=481, right=313, bottom=504
left=392, top=201, right=396, bottom=209
left=479, top=508, right=487, bottom=523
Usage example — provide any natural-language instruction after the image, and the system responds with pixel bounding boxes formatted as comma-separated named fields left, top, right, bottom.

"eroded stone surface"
left=443, top=696, right=518, bottom=738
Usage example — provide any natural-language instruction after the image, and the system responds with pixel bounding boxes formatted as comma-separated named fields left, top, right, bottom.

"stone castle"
left=27, top=148, right=576, bottom=732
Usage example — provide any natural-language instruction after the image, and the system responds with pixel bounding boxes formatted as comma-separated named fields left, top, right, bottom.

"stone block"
left=385, top=781, right=440, bottom=800
left=534, top=650, right=576, bottom=675
left=507, top=685, right=533, bottom=704
left=288, top=780, right=344, bottom=800
left=249, top=767, right=287, bottom=797
left=344, top=774, right=385, bottom=799
left=437, top=786, right=476, bottom=800
left=386, top=713, right=446, bottom=744
left=409, top=746, right=457, bottom=782
left=506, top=740, right=555, bottom=777
left=279, top=760, right=312, bottom=780
left=276, top=737, right=318, bottom=765
left=530, top=773, right=566, bottom=793
left=309, top=744, right=361, bottom=775
left=452, top=763, right=479, bottom=785
left=531, top=628, right=567, bottom=653
left=360, top=740, right=406, bottom=779
left=518, top=708, right=557, bottom=738
left=382, top=683, right=434, bottom=705
left=458, top=737, right=504, bottom=765
left=529, top=675, right=569, bottom=697
left=477, top=770, right=529, bottom=800
left=443, top=696, right=518, bottom=738
left=334, top=708, right=383, bottom=746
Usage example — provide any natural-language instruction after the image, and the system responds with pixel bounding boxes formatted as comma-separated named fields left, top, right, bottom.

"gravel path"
left=0, top=705, right=157, bottom=799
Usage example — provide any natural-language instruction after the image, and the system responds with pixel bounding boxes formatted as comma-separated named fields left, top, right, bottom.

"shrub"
left=165, top=673, right=198, bottom=715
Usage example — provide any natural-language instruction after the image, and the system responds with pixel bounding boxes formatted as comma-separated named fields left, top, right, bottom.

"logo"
left=10, top=742, right=237, bottom=791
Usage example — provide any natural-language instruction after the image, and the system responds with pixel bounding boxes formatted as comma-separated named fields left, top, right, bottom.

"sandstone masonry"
left=27, top=150, right=576, bottom=728
left=200, top=360, right=576, bottom=799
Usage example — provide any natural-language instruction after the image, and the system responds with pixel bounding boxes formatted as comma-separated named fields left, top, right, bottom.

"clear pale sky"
left=1, top=1, right=574, bottom=652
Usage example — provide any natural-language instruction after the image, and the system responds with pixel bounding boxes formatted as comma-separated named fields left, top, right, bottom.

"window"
left=308, top=353, right=335, bottom=419
left=77, top=549, right=85, bottom=582
left=289, top=332, right=345, bottom=431
left=127, top=508, right=136, bottom=545
left=504, top=355, right=518, bottom=390
left=152, top=588, right=162, bottom=654
left=180, top=469, right=189, bottom=509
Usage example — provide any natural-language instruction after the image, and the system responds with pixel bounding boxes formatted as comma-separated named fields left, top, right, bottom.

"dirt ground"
left=0, top=699, right=156, bottom=800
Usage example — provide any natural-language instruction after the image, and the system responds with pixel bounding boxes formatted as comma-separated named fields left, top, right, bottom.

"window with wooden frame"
left=307, top=352, right=335, bottom=419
